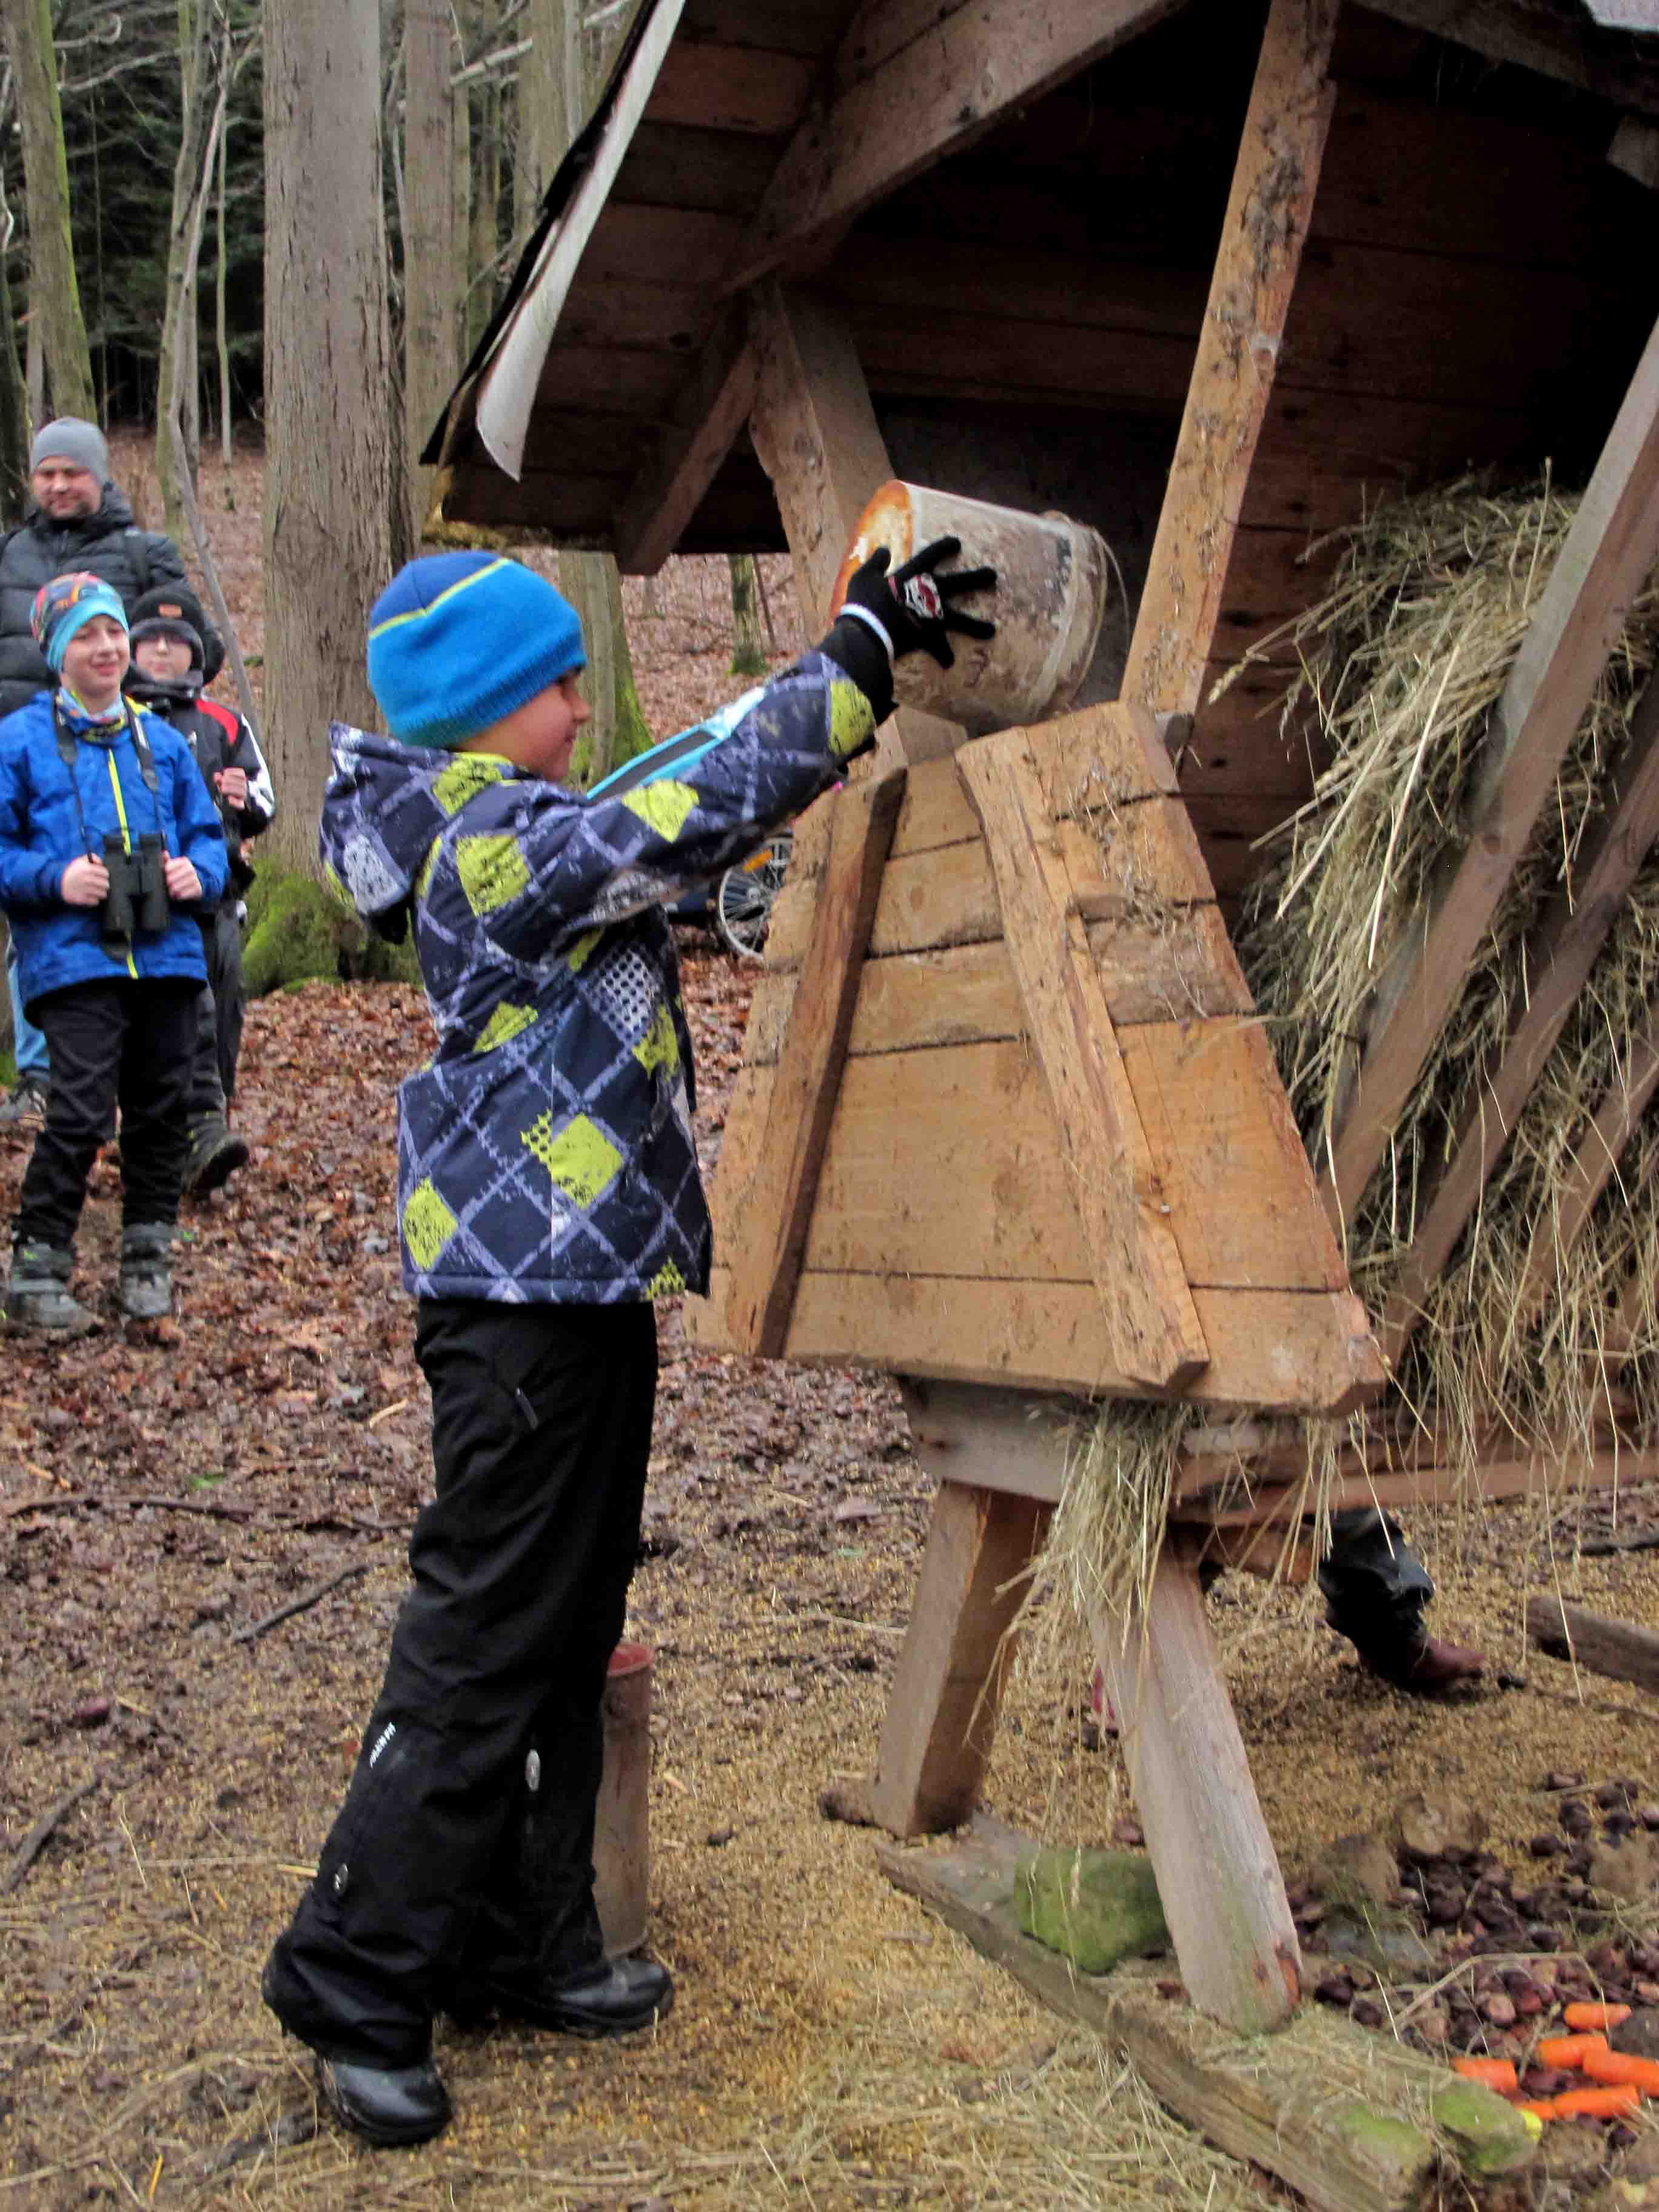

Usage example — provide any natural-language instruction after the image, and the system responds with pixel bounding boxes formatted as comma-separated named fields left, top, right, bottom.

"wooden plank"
left=1325, top=310, right=1659, bottom=1226
left=696, top=1268, right=1385, bottom=1413
left=1381, top=675, right=1659, bottom=1361
left=959, top=729, right=1209, bottom=1389
left=1122, top=0, right=1339, bottom=716
left=720, top=768, right=905, bottom=1355
left=643, top=38, right=817, bottom=136
left=1362, top=0, right=1659, bottom=119
left=899, top=1376, right=1073, bottom=1506
left=866, top=1481, right=1049, bottom=1837
left=877, top=1816, right=1443, bottom=2212
left=785, top=1034, right=1344, bottom=1292
left=723, top=0, right=1185, bottom=293
left=1093, top=1540, right=1301, bottom=2033
left=612, top=306, right=759, bottom=574
left=1526, top=1594, right=1659, bottom=1692
left=1517, top=988, right=1659, bottom=1318
left=1175, top=1447, right=1658, bottom=1527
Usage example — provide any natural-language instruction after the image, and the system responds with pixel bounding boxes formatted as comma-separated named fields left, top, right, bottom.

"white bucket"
left=830, top=480, right=1111, bottom=737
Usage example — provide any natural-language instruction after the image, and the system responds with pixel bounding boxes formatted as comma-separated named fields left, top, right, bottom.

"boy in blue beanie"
left=0, top=573, right=228, bottom=1327
left=261, top=544, right=993, bottom=2147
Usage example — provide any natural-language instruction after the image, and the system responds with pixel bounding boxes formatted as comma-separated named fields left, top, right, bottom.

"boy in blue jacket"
left=0, top=574, right=228, bottom=1327
left=261, top=545, right=992, bottom=2148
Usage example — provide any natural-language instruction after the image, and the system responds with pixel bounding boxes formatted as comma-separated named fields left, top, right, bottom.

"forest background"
left=0, top=0, right=786, bottom=1041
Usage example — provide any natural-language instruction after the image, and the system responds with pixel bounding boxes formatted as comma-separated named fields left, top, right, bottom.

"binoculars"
left=99, top=831, right=170, bottom=946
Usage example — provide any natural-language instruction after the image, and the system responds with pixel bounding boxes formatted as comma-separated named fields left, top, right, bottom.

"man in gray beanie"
left=0, top=418, right=225, bottom=1124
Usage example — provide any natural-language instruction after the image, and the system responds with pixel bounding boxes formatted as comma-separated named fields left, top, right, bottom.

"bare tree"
left=403, top=0, right=455, bottom=534
left=728, top=555, right=766, bottom=677
left=156, top=0, right=223, bottom=544
left=0, top=92, right=31, bottom=524
left=263, top=0, right=397, bottom=870
left=5, top=0, right=96, bottom=421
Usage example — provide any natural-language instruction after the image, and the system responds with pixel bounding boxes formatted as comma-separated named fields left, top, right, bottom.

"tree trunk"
left=263, top=0, right=396, bottom=873
left=729, top=554, right=767, bottom=677
left=403, top=0, right=455, bottom=535
left=466, top=72, right=501, bottom=357
left=216, top=52, right=233, bottom=474
left=0, top=162, right=31, bottom=526
left=5, top=0, right=95, bottom=423
left=157, top=0, right=218, bottom=545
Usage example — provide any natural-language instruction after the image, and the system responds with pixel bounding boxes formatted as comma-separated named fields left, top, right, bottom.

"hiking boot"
left=0, top=1074, right=49, bottom=1127
left=119, top=1225, right=173, bottom=1320
left=315, top=2054, right=452, bottom=2149
left=183, top=1115, right=248, bottom=1196
left=444, top=1955, right=674, bottom=2038
left=5, top=1241, right=90, bottom=1331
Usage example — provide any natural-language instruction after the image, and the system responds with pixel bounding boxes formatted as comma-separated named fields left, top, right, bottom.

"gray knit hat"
left=32, top=417, right=109, bottom=483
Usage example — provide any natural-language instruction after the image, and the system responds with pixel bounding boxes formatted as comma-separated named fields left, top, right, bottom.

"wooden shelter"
left=429, top=0, right=1659, bottom=2099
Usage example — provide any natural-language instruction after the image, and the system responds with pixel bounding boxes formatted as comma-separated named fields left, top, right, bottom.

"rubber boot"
left=1319, top=1507, right=1484, bottom=1691
left=119, top=1225, right=174, bottom=1320
left=5, top=1241, right=90, bottom=1332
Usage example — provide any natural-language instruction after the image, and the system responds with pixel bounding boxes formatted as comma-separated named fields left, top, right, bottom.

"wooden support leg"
left=1093, top=1535, right=1302, bottom=2034
left=867, top=1480, right=1049, bottom=1839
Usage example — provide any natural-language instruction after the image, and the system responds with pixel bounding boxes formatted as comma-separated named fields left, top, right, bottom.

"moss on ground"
left=243, top=867, right=421, bottom=995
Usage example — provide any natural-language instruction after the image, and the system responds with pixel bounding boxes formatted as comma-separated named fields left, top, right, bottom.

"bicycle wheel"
left=715, top=831, right=793, bottom=960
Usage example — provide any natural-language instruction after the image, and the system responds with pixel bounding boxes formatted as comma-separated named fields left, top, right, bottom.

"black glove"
left=838, top=536, right=997, bottom=669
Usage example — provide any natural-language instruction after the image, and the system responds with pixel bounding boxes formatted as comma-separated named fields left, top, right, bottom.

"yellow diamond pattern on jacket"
left=633, top=1002, right=679, bottom=1077
left=455, top=833, right=531, bottom=914
left=521, top=1111, right=622, bottom=1208
left=403, top=1178, right=459, bottom=1270
left=475, top=1002, right=537, bottom=1053
left=567, top=928, right=603, bottom=973
left=828, top=678, right=876, bottom=762
left=622, top=778, right=697, bottom=842
left=416, top=839, right=441, bottom=900
left=434, top=755, right=510, bottom=816
left=648, top=1261, right=686, bottom=1299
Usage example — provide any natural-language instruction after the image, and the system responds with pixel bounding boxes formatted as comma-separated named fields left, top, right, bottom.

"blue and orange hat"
left=32, top=572, right=128, bottom=673
left=366, top=552, right=586, bottom=750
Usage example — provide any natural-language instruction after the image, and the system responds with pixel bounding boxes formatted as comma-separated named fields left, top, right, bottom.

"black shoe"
left=316, top=2054, right=452, bottom=2148
left=183, top=1116, right=249, bottom=1196
left=450, top=1956, right=673, bottom=2039
left=119, top=1224, right=173, bottom=1320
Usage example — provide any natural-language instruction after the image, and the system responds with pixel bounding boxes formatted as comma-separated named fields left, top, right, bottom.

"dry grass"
left=1235, top=472, right=1659, bottom=1477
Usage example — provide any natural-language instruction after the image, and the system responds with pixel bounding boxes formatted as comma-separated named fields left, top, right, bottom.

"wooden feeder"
left=424, top=0, right=1659, bottom=2189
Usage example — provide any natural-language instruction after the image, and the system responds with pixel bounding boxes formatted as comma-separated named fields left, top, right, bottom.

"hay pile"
left=1236, top=472, right=1659, bottom=1475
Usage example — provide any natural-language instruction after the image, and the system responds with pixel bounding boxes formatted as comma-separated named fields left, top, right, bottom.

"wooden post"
left=1123, top=0, right=1339, bottom=718
left=1093, top=1537, right=1302, bottom=2033
left=723, top=766, right=906, bottom=1353
left=868, top=1480, right=1050, bottom=1838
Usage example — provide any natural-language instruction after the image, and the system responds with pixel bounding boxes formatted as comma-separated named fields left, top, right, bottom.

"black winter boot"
left=5, top=1241, right=90, bottom=1331
left=119, top=1225, right=173, bottom=1320
left=183, top=1115, right=248, bottom=1196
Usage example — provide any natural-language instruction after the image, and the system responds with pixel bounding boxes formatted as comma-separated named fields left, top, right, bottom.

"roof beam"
left=1322, top=309, right=1659, bottom=1229
left=611, top=305, right=757, bottom=575
left=1377, top=672, right=1659, bottom=1364
left=1122, top=0, right=1338, bottom=719
left=721, top=0, right=1185, bottom=297
left=1364, top=1, right=1659, bottom=121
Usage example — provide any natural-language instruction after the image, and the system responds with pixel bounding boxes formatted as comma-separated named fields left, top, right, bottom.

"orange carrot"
left=1583, top=2049, right=1659, bottom=2095
left=1452, top=2056, right=1518, bottom=2091
left=1518, top=2100, right=1559, bottom=2122
left=1553, top=2085, right=1640, bottom=2119
left=1537, top=2033, right=1610, bottom=2069
left=1563, top=2002, right=1633, bottom=2033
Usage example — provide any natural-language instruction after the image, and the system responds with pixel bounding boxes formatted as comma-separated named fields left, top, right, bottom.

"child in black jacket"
left=124, top=585, right=275, bottom=1192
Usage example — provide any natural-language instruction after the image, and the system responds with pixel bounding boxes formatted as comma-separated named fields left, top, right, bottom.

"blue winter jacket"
left=0, top=689, right=229, bottom=1013
left=318, top=649, right=876, bottom=1304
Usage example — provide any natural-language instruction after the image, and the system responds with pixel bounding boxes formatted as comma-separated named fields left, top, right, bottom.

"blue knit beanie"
left=366, top=553, right=586, bottom=749
left=32, top=572, right=129, bottom=672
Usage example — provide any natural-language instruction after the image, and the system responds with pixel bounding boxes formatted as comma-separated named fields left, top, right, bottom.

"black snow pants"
left=263, top=1297, right=657, bottom=2066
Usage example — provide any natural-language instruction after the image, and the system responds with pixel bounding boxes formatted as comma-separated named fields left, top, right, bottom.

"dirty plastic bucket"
left=594, top=1641, right=652, bottom=1957
left=830, top=480, right=1111, bottom=737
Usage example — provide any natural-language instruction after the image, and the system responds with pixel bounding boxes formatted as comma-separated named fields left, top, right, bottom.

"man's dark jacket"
left=0, top=486, right=220, bottom=720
